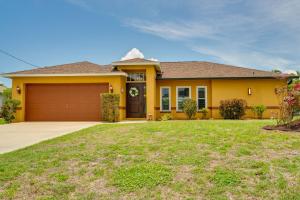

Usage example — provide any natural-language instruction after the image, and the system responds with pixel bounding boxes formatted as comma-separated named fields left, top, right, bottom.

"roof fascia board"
left=157, top=76, right=289, bottom=80
left=1, top=72, right=128, bottom=78
left=112, top=62, right=161, bottom=71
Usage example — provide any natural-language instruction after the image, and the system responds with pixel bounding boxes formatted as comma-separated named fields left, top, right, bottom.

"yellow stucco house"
left=2, top=58, right=295, bottom=122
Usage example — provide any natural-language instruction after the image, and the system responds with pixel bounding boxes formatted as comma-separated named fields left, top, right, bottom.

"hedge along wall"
left=101, top=93, right=120, bottom=122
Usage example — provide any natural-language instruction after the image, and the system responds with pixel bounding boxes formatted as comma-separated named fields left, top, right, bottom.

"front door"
left=126, top=83, right=146, bottom=118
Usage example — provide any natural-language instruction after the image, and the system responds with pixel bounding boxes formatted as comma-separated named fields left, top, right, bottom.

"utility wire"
left=0, top=48, right=39, bottom=68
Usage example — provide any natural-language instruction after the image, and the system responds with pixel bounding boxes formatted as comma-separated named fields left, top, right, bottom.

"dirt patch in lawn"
left=263, top=120, right=300, bottom=132
left=174, top=165, right=194, bottom=182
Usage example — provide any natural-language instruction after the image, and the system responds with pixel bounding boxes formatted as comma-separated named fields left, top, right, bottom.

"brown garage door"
left=25, top=83, right=109, bottom=121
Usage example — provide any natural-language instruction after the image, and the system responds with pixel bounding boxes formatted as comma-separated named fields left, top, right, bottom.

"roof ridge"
left=41, top=61, right=100, bottom=68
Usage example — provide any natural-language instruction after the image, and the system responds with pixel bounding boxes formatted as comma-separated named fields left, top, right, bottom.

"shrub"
left=275, top=83, right=300, bottom=126
left=0, top=99, right=20, bottom=123
left=219, top=99, right=247, bottom=119
left=160, top=113, right=172, bottom=121
left=182, top=98, right=197, bottom=120
left=199, top=108, right=209, bottom=119
left=101, top=93, right=120, bottom=122
left=252, top=105, right=266, bottom=119
left=2, top=88, right=12, bottom=102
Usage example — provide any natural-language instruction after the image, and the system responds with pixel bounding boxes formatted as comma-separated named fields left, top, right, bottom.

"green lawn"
left=0, top=118, right=5, bottom=125
left=1, top=120, right=300, bottom=199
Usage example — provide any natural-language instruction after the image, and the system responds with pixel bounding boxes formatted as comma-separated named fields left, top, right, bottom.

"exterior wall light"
left=16, top=86, right=21, bottom=94
left=121, top=87, right=124, bottom=93
left=248, top=88, right=252, bottom=95
left=109, top=84, right=113, bottom=93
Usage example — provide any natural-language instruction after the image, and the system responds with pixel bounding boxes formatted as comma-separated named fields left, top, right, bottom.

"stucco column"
left=12, top=79, right=25, bottom=122
left=146, top=67, right=156, bottom=120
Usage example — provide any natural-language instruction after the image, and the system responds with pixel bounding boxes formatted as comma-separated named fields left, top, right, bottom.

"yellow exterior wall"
left=12, top=76, right=126, bottom=122
left=146, top=67, right=157, bottom=120
left=155, top=78, right=286, bottom=120
left=156, top=79, right=212, bottom=119
left=10, top=65, right=287, bottom=122
left=211, top=79, right=286, bottom=119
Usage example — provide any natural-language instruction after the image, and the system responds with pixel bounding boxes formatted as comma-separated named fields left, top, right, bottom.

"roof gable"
left=112, top=58, right=161, bottom=71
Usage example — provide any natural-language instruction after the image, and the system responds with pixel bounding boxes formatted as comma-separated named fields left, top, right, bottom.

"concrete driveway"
left=0, top=122, right=100, bottom=154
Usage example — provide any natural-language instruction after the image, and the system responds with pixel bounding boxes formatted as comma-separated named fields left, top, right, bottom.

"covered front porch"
left=112, top=59, right=160, bottom=121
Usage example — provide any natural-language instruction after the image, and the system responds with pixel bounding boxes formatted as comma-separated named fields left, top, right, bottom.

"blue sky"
left=1, top=0, right=299, bottom=86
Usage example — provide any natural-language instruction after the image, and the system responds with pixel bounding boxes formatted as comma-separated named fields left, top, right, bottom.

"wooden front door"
left=126, top=83, right=146, bottom=118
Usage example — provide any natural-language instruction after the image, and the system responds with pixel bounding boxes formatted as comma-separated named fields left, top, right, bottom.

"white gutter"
left=1, top=72, right=128, bottom=78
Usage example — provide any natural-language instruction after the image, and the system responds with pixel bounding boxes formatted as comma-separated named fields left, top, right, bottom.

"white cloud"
left=148, top=58, right=158, bottom=61
left=192, top=46, right=293, bottom=70
left=121, top=48, right=144, bottom=61
left=125, top=19, right=217, bottom=41
left=123, top=0, right=300, bottom=72
left=283, top=70, right=297, bottom=75
left=63, top=0, right=300, bottom=71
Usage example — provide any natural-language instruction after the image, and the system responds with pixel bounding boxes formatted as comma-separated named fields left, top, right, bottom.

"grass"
left=1, top=120, right=300, bottom=199
left=0, top=118, right=5, bottom=125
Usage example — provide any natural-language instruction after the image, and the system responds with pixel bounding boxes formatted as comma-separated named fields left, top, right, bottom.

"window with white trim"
left=160, top=87, right=171, bottom=111
left=176, top=86, right=191, bottom=111
left=197, top=86, right=207, bottom=110
left=126, top=72, right=146, bottom=82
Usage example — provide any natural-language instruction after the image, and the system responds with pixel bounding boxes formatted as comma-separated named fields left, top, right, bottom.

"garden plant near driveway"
left=1, top=120, right=300, bottom=199
left=0, top=118, right=5, bottom=125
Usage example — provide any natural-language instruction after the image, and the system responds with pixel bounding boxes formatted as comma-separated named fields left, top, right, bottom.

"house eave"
left=157, top=76, right=291, bottom=80
left=1, top=72, right=128, bottom=78
left=111, top=62, right=161, bottom=71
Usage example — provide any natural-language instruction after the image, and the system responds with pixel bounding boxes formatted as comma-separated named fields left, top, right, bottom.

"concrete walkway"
left=0, top=122, right=100, bottom=154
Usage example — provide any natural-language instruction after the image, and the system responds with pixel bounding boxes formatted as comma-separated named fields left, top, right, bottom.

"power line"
left=0, top=48, right=39, bottom=68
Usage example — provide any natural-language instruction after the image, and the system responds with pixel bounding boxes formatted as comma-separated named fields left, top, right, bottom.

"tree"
left=2, top=88, right=12, bottom=103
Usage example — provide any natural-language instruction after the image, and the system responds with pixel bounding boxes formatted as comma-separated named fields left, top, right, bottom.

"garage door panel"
left=25, top=83, right=108, bottom=121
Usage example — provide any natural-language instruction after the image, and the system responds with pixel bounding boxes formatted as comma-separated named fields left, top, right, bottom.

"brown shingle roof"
left=159, top=61, right=288, bottom=79
left=2, top=60, right=295, bottom=79
left=5, top=61, right=113, bottom=75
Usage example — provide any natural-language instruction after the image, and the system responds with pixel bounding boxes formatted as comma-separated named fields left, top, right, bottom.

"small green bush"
left=160, top=113, right=172, bottom=121
left=252, top=105, right=266, bottom=119
left=0, top=99, right=20, bottom=123
left=219, top=99, right=247, bottom=119
left=182, top=98, right=197, bottom=120
left=199, top=108, right=209, bottom=119
left=2, top=88, right=12, bottom=102
left=101, top=93, right=120, bottom=122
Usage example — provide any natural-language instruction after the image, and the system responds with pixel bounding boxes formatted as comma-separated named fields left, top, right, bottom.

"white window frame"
left=160, top=86, right=171, bottom=112
left=176, top=86, right=191, bottom=111
left=126, top=72, right=146, bottom=82
left=196, top=86, right=207, bottom=111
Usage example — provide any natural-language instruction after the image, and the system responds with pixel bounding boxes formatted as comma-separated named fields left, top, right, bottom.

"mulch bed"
left=263, top=120, right=300, bottom=132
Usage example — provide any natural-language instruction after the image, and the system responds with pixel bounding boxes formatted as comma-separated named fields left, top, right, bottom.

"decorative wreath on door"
left=129, top=87, right=139, bottom=97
